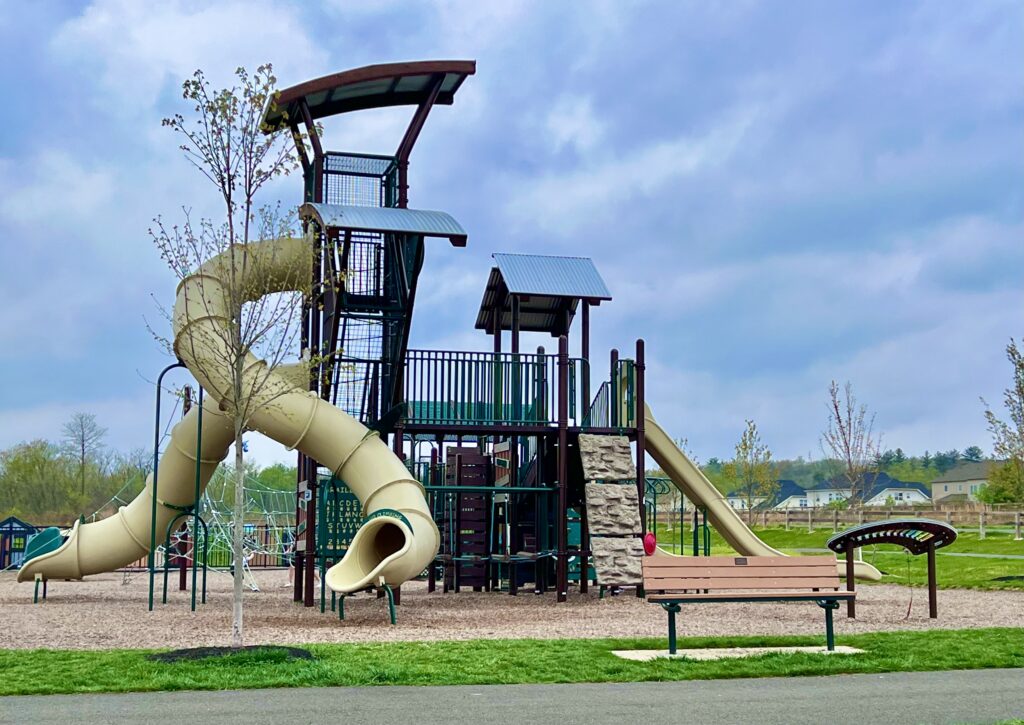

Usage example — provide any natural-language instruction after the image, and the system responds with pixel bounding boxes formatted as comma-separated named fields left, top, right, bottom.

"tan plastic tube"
left=172, top=235, right=439, bottom=592
left=18, top=398, right=234, bottom=582
left=643, top=402, right=881, bottom=582
left=21, top=234, right=439, bottom=593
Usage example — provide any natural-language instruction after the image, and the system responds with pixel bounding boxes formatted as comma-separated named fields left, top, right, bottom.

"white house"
left=726, top=480, right=808, bottom=510
left=802, top=472, right=930, bottom=507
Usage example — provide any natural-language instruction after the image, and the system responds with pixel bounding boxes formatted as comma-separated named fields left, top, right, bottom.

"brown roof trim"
left=264, top=60, right=476, bottom=130
left=278, top=60, right=475, bottom=106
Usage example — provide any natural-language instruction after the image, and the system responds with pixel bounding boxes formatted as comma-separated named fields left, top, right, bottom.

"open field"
left=1, top=628, right=1022, bottom=696
left=2, top=568, right=1023, bottom=651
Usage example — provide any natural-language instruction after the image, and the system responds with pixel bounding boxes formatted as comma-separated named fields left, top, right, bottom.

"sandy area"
left=2, top=570, right=1021, bottom=651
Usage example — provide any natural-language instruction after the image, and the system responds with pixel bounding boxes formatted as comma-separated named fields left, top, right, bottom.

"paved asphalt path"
left=2, top=669, right=1022, bottom=724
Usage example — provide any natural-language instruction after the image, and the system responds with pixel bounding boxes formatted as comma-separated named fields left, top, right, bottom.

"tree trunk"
left=232, top=433, right=245, bottom=647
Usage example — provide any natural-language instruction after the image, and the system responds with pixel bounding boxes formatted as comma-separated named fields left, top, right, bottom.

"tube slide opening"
left=368, top=522, right=407, bottom=565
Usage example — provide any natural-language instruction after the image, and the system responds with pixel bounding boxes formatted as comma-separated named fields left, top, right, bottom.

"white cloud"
left=543, top=95, right=606, bottom=154
left=0, top=151, right=115, bottom=228
left=502, top=104, right=760, bottom=236
left=51, top=0, right=326, bottom=110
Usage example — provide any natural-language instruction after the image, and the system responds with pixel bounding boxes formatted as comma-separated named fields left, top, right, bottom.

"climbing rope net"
left=88, top=466, right=296, bottom=592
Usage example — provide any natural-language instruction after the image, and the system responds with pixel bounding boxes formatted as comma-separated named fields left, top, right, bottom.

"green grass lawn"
left=651, top=525, right=1024, bottom=590
left=2, top=628, right=1022, bottom=696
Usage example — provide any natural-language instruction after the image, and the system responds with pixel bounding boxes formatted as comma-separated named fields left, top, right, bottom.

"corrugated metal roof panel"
left=299, top=203, right=467, bottom=244
left=493, top=253, right=611, bottom=300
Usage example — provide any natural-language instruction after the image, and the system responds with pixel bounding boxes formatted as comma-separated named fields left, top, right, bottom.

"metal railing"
left=582, top=359, right=637, bottom=428
left=402, top=349, right=585, bottom=426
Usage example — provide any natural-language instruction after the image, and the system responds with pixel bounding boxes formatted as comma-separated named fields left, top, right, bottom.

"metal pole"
left=556, top=335, right=569, bottom=602
left=609, top=349, right=619, bottom=428
left=149, top=362, right=185, bottom=611
left=189, top=387, right=204, bottom=611
left=580, top=301, right=590, bottom=424
left=845, top=547, right=856, bottom=618
left=927, top=542, right=937, bottom=618
left=635, top=339, right=646, bottom=537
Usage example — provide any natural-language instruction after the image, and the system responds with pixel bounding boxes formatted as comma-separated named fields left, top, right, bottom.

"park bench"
left=642, top=554, right=855, bottom=654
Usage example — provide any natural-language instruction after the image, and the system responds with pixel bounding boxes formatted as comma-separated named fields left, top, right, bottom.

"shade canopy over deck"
left=475, top=253, right=612, bottom=337
left=299, top=203, right=467, bottom=246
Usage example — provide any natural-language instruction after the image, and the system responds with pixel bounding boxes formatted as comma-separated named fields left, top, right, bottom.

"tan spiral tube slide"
left=21, top=234, right=439, bottom=594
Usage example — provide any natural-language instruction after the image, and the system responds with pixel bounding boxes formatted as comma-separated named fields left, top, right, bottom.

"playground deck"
left=1, top=571, right=1020, bottom=651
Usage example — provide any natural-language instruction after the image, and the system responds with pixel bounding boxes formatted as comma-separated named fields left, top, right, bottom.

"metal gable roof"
left=299, top=203, right=467, bottom=245
left=492, top=253, right=612, bottom=300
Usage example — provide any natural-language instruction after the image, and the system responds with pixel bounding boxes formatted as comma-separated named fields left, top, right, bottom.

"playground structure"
left=16, top=60, right=881, bottom=617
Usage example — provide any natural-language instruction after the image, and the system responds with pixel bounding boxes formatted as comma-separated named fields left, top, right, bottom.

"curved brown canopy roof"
left=262, top=60, right=476, bottom=131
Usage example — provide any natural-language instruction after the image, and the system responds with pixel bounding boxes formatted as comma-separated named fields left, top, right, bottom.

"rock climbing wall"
left=589, top=537, right=645, bottom=586
left=584, top=482, right=641, bottom=535
left=578, top=434, right=635, bottom=480
left=578, top=434, right=643, bottom=587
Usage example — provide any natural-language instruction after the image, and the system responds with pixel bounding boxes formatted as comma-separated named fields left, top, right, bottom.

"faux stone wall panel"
left=585, top=482, right=642, bottom=536
left=590, top=536, right=644, bottom=585
left=578, top=434, right=634, bottom=481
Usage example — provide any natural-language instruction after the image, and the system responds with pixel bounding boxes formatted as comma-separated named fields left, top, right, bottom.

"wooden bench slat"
left=644, top=555, right=834, bottom=569
left=643, top=577, right=842, bottom=591
left=647, top=590, right=856, bottom=602
left=644, top=566, right=839, bottom=579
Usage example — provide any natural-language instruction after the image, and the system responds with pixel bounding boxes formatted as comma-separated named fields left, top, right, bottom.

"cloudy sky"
left=0, top=1, right=1021, bottom=466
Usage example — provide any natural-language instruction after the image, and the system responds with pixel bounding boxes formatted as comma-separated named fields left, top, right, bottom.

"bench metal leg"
left=661, top=603, right=682, bottom=654
left=818, top=600, right=839, bottom=651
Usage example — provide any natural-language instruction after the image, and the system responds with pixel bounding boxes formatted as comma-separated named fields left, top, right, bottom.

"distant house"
left=760, top=480, right=810, bottom=509
left=803, top=479, right=852, bottom=507
left=861, top=473, right=931, bottom=507
left=725, top=490, right=768, bottom=511
left=725, top=480, right=808, bottom=510
left=0, top=516, right=38, bottom=570
left=931, top=462, right=996, bottom=503
left=801, top=472, right=930, bottom=507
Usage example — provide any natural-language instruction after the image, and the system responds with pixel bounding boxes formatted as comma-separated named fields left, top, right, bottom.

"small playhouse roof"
left=299, top=203, right=467, bottom=246
left=475, top=254, right=612, bottom=336
left=262, top=60, right=476, bottom=130
left=0, top=516, right=36, bottom=532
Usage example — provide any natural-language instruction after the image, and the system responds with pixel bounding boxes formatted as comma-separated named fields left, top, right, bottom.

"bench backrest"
left=643, top=555, right=841, bottom=594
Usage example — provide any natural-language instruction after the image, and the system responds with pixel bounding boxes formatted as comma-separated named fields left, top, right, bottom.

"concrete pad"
left=612, top=645, right=864, bottom=661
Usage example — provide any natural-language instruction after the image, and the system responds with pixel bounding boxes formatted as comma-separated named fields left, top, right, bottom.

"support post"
left=580, top=301, right=590, bottom=423
left=927, top=542, right=937, bottom=619
left=845, top=548, right=856, bottom=618
left=665, top=603, right=680, bottom=654
left=609, top=349, right=619, bottom=427
left=979, top=511, right=986, bottom=540
left=556, top=335, right=569, bottom=602
left=635, top=339, right=647, bottom=537
left=824, top=602, right=836, bottom=651
left=427, top=447, right=438, bottom=593
left=785, top=508, right=790, bottom=531
left=1015, top=512, right=1022, bottom=541
left=178, top=526, right=188, bottom=592
left=149, top=362, right=185, bottom=611
left=190, top=387, right=204, bottom=612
